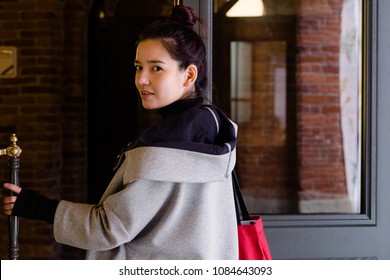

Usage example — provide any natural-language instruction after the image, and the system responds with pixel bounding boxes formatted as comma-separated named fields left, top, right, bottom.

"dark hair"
left=137, top=5, right=208, bottom=97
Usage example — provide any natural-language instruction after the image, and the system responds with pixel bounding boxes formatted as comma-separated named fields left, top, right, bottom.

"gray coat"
left=53, top=104, right=239, bottom=259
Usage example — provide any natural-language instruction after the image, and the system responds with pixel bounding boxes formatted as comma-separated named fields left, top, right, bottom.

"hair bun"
left=169, top=5, right=197, bottom=29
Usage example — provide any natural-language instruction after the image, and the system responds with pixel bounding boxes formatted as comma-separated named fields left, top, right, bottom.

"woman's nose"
left=136, top=71, right=150, bottom=85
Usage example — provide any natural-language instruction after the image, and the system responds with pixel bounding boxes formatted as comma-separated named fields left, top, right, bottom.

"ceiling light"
left=226, top=0, right=264, bottom=17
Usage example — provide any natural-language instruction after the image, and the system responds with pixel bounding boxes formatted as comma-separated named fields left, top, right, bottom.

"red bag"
left=232, top=170, right=272, bottom=260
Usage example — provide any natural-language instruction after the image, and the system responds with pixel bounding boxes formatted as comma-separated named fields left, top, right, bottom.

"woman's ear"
left=184, top=64, right=198, bottom=87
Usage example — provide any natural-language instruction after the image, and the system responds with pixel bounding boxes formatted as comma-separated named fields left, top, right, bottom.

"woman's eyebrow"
left=134, top=59, right=165, bottom=64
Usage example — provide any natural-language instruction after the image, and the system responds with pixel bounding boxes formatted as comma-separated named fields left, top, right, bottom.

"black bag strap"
left=232, top=169, right=251, bottom=224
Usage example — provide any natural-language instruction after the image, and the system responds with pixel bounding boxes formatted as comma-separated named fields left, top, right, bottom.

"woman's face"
left=134, top=39, right=194, bottom=110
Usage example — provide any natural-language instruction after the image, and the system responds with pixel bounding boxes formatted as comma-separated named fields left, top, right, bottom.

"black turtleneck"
left=138, top=97, right=218, bottom=148
left=112, top=97, right=217, bottom=171
left=158, top=97, right=204, bottom=118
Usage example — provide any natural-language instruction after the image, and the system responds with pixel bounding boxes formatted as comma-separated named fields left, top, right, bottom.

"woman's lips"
left=141, top=90, right=154, bottom=96
left=140, top=90, right=154, bottom=101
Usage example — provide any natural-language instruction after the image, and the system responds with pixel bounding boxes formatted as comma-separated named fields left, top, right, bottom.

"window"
left=214, top=0, right=362, bottom=214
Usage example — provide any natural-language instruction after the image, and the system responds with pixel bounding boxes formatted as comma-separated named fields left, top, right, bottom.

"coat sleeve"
left=53, top=180, right=176, bottom=251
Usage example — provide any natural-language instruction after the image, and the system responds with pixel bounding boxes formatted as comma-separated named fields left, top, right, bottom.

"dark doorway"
left=87, top=0, right=171, bottom=203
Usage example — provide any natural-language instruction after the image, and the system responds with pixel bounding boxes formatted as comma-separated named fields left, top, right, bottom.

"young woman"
left=3, top=5, right=238, bottom=260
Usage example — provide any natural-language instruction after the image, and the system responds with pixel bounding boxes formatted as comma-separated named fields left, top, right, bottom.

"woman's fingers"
left=4, top=196, right=16, bottom=204
left=3, top=183, right=22, bottom=194
left=3, top=183, right=20, bottom=215
left=3, top=196, right=16, bottom=215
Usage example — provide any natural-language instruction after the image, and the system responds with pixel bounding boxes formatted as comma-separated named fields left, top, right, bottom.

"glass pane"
left=213, top=0, right=363, bottom=214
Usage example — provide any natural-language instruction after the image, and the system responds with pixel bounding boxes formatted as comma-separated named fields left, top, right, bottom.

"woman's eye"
left=152, top=66, right=162, bottom=72
left=134, top=65, right=142, bottom=71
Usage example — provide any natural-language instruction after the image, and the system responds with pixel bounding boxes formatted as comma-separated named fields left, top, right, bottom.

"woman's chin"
left=141, top=100, right=158, bottom=110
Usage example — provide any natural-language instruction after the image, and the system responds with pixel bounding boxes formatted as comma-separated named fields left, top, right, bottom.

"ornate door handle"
left=1, top=134, right=22, bottom=260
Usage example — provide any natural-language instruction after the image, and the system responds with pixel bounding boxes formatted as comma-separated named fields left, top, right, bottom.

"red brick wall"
left=297, top=0, right=347, bottom=203
left=237, top=41, right=299, bottom=213
left=0, top=0, right=89, bottom=260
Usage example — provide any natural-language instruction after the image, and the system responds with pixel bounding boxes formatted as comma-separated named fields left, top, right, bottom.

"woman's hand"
left=3, top=183, right=21, bottom=215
